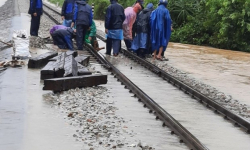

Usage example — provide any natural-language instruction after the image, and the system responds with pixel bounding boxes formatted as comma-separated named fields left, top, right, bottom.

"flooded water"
left=167, top=43, right=250, bottom=106
left=0, top=52, right=84, bottom=150
left=99, top=48, right=250, bottom=150
left=93, top=64, right=189, bottom=150
left=0, top=5, right=83, bottom=149
left=0, top=0, right=7, bottom=7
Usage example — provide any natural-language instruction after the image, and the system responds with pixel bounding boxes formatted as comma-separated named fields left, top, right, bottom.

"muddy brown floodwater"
left=166, top=43, right=250, bottom=106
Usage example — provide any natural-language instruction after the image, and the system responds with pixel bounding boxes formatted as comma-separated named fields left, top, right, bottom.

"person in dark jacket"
left=72, top=0, right=93, bottom=50
left=28, top=0, right=43, bottom=36
left=61, top=0, right=75, bottom=27
left=105, top=0, right=125, bottom=56
left=51, top=27, right=76, bottom=50
left=131, top=3, right=154, bottom=58
left=132, top=0, right=144, bottom=38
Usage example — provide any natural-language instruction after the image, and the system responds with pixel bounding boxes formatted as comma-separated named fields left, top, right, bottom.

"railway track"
left=43, top=3, right=250, bottom=150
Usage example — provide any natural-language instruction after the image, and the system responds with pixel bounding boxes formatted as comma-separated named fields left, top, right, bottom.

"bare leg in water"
left=153, top=46, right=163, bottom=60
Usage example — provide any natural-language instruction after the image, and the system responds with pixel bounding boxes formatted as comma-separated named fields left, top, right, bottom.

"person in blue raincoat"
left=72, top=0, right=93, bottom=50
left=150, top=0, right=172, bottom=61
left=61, top=0, right=75, bottom=27
left=51, top=27, right=76, bottom=50
left=28, top=0, right=43, bottom=36
left=131, top=3, right=154, bottom=58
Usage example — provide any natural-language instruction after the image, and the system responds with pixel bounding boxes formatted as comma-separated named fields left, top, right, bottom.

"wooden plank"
left=77, top=63, right=92, bottom=75
left=43, top=74, right=107, bottom=92
left=67, top=50, right=78, bottom=57
left=40, top=52, right=78, bottom=79
left=40, top=61, right=56, bottom=80
left=53, top=52, right=66, bottom=78
left=75, top=55, right=90, bottom=67
left=49, top=50, right=78, bottom=61
left=28, top=52, right=58, bottom=68
left=63, top=55, right=78, bottom=77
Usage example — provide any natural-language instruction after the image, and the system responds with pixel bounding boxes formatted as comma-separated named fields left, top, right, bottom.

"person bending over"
left=51, top=27, right=76, bottom=50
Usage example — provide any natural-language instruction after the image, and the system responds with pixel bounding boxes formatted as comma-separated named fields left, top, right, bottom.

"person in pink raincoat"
left=123, top=3, right=142, bottom=51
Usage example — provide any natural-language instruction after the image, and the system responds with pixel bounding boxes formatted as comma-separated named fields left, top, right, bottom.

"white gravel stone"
left=147, top=59, right=250, bottom=121
left=44, top=86, right=155, bottom=149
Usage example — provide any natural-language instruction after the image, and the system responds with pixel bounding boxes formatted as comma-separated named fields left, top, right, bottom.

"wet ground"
left=97, top=43, right=250, bottom=150
left=0, top=0, right=8, bottom=8
left=95, top=20, right=250, bottom=109
left=0, top=0, right=82, bottom=149
left=0, top=1, right=189, bottom=149
left=1, top=0, right=250, bottom=149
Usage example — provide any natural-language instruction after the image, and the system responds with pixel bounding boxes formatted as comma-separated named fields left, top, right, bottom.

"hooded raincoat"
left=123, top=3, right=141, bottom=40
left=85, top=20, right=96, bottom=45
left=150, top=4, right=172, bottom=52
left=131, top=4, right=154, bottom=51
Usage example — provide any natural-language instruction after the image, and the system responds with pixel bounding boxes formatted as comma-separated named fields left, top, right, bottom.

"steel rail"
left=43, top=4, right=111, bottom=69
left=43, top=3, right=209, bottom=150
left=43, top=10, right=60, bottom=25
left=84, top=42, right=209, bottom=150
left=95, top=29, right=250, bottom=133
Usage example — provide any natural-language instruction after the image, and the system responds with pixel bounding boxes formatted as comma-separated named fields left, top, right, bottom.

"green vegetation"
left=49, top=0, right=64, bottom=6
left=50, top=0, right=250, bottom=52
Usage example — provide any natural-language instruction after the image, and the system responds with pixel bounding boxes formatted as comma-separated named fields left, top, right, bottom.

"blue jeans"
left=62, top=19, right=72, bottom=27
left=106, top=38, right=121, bottom=55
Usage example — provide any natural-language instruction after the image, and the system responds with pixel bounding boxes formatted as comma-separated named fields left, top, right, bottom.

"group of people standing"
left=28, top=0, right=172, bottom=60
left=29, top=0, right=100, bottom=51
left=105, top=0, right=172, bottom=60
